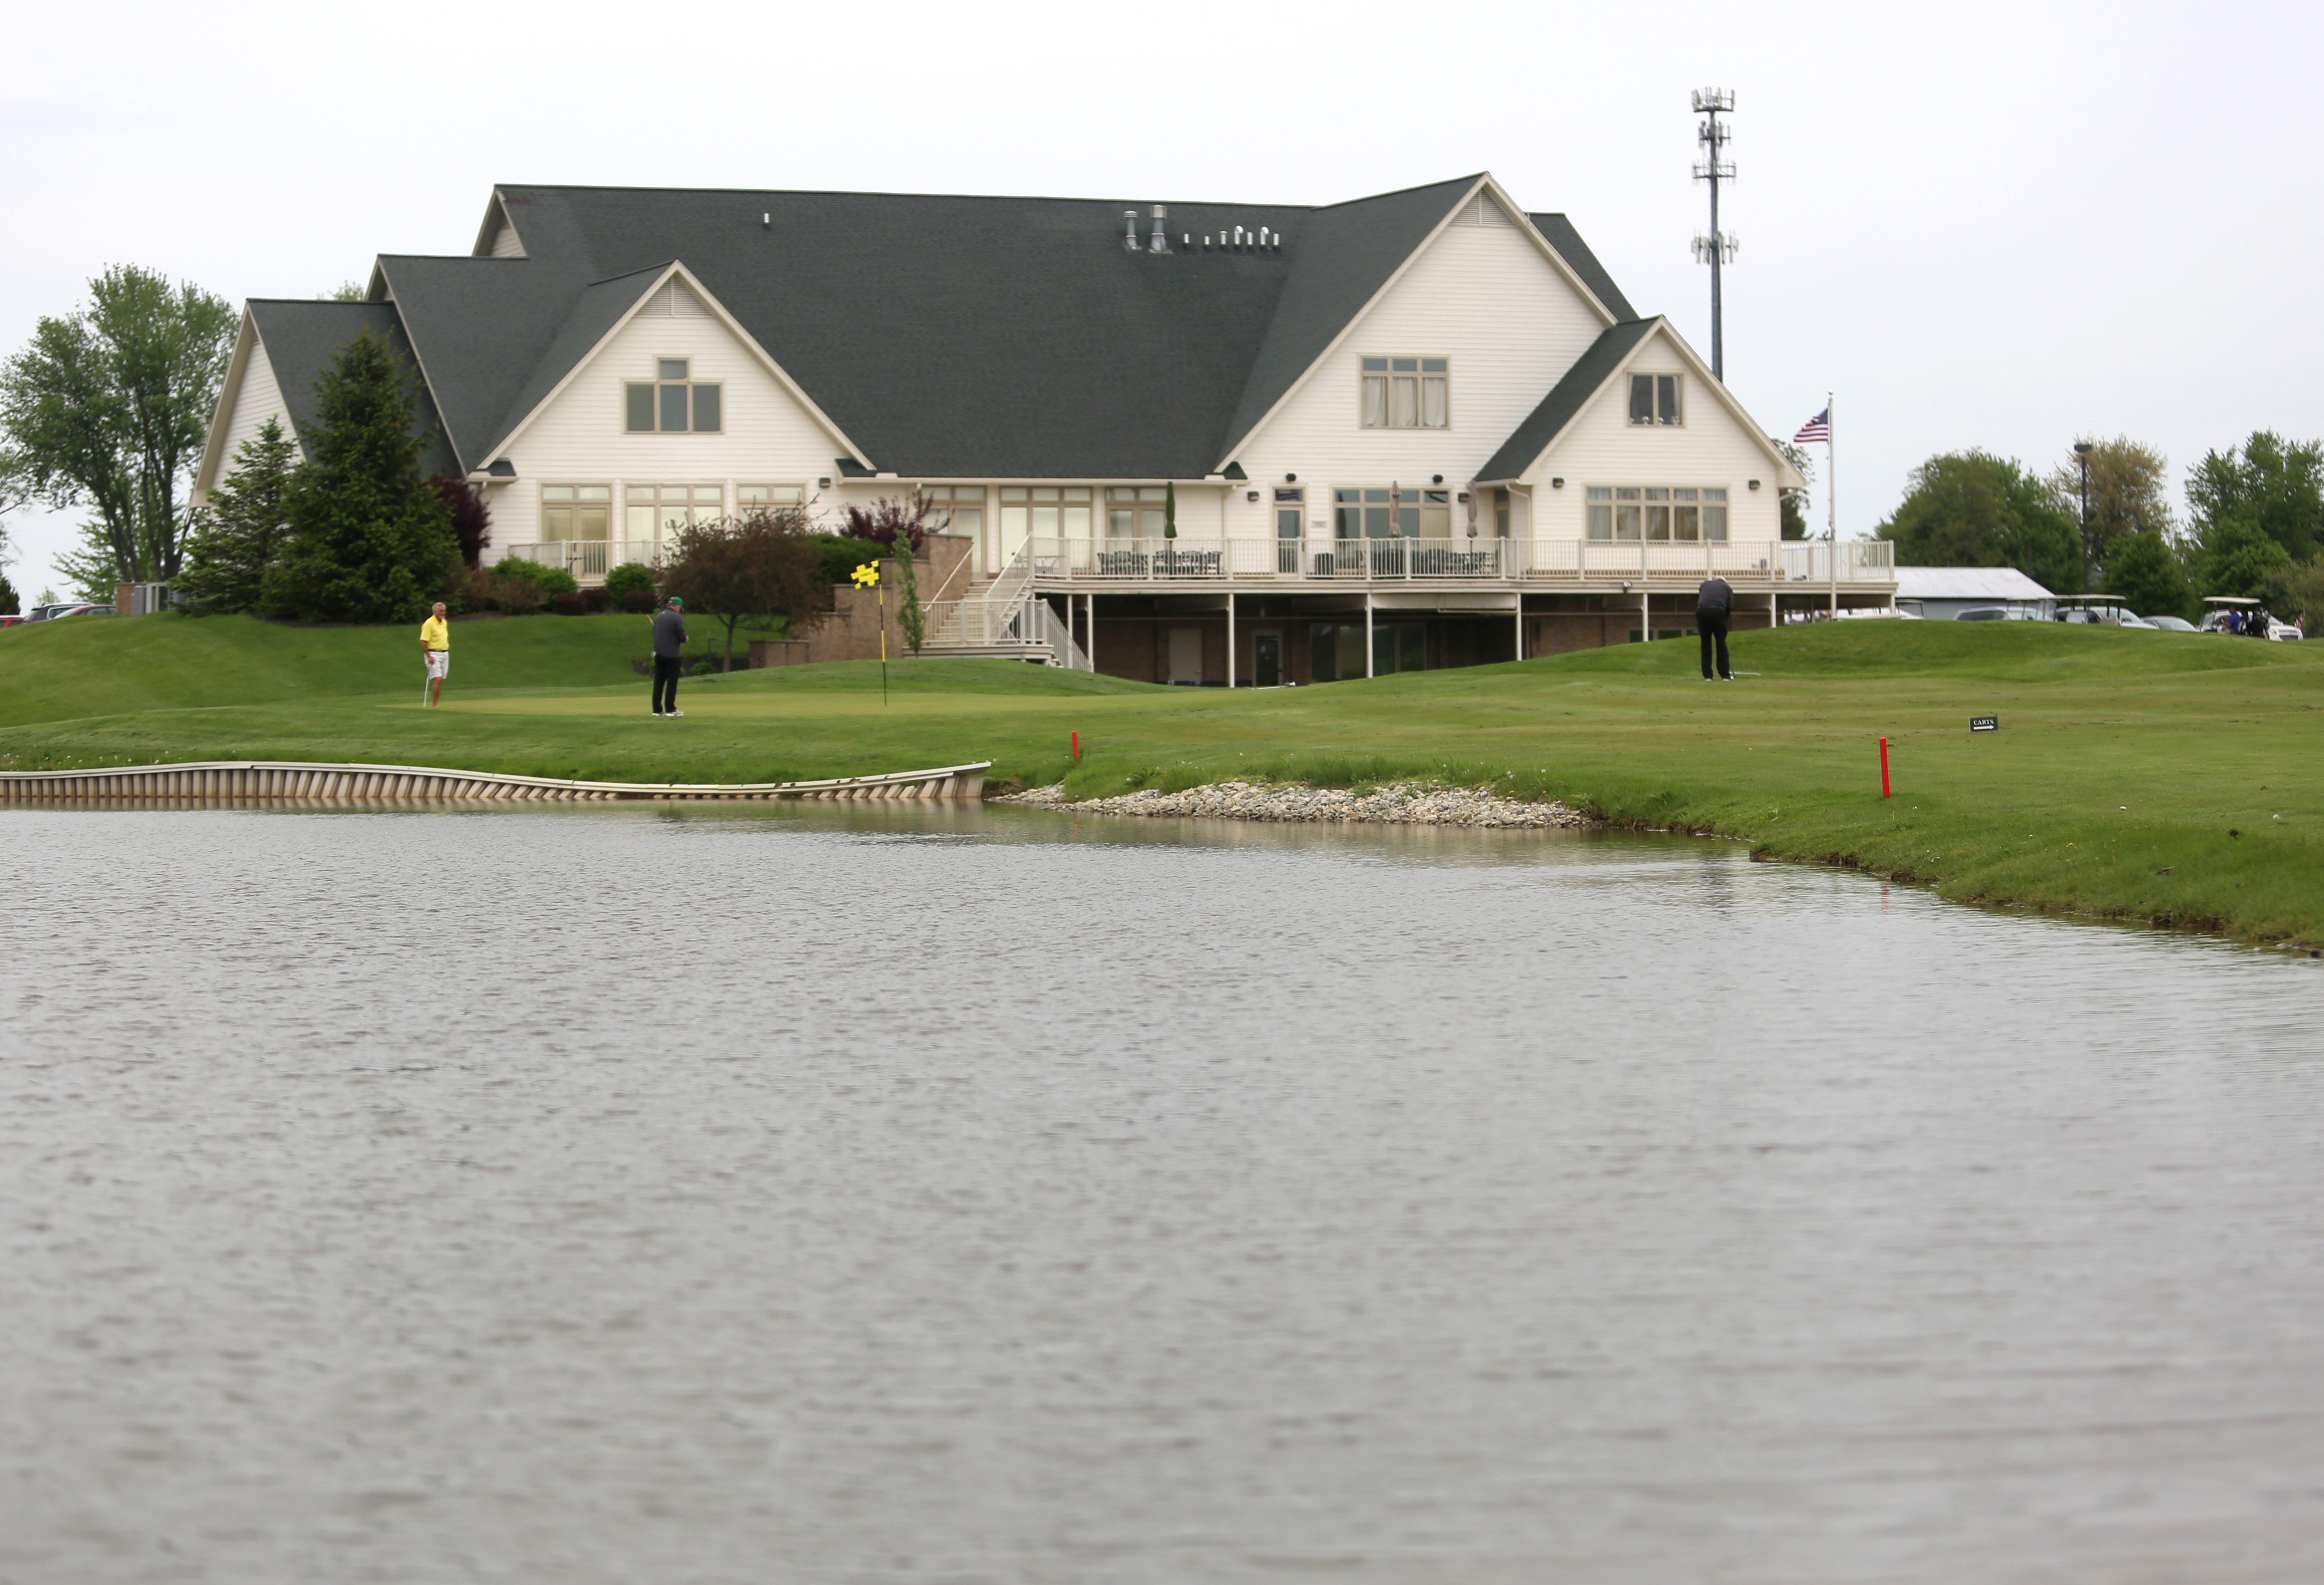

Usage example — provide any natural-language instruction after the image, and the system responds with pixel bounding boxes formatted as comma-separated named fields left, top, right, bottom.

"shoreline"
left=996, top=779, right=1591, bottom=829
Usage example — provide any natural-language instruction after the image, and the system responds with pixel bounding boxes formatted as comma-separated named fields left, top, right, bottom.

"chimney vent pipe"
left=1123, top=209, right=1141, bottom=252
left=1148, top=204, right=1170, bottom=254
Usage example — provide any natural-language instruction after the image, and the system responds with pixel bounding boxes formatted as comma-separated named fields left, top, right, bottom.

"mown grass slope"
left=5, top=614, right=2319, bottom=945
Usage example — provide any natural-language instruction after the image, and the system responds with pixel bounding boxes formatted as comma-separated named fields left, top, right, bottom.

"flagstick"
left=1827, top=390, right=1837, bottom=621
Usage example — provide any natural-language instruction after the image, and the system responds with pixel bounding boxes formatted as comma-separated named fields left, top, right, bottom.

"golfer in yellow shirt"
left=420, top=603, right=451, bottom=707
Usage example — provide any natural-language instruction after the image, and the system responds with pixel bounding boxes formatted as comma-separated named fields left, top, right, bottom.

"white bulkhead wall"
left=1527, top=326, right=1783, bottom=540
left=1232, top=210, right=1610, bottom=538
left=490, top=279, right=847, bottom=546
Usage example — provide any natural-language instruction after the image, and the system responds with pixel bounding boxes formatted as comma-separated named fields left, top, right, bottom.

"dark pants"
left=652, top=655, right=683, bottom=713
left=1698, top=614, right=1731, bottom=679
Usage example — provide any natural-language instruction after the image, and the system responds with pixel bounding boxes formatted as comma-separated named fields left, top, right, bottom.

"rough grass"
left=5, top=615, right=2320, bottom=947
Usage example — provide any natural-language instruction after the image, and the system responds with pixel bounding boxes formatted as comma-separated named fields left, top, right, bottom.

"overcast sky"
left=4, top=0, right=2314, bottom=598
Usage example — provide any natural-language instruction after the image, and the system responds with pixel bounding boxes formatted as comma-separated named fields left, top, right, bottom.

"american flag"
left=1794, top=408, right=1831, bottom=444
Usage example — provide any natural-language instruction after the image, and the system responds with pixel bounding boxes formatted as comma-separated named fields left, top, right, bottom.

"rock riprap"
left=1000, top=780, right=1588, bottom=829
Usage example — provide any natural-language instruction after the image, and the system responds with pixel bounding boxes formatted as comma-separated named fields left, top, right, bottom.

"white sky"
left=4, top=0, right=2315, bottom=599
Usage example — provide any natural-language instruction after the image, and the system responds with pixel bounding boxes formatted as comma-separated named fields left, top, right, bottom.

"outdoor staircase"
left=919, top=546, right=1085, bottom=667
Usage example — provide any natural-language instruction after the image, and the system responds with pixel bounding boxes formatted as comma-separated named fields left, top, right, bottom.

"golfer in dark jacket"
left=652, top=597, right=687, bottom=717
left=1696, top=576, right=1734, bottom=680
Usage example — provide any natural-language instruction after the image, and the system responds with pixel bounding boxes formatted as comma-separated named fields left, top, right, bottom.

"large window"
left=921, top=486, right=985, bottom=539
left=995, top=486, right=1092, bottom=570
left=1359, top=357, right=1449, bottom=428
left=736, top=483, right=805, bottom=518
left=1333, top=487, right=1452, bottom=538
left=625, top=358, right=722, bottom=432
left=1627, top=373, right=1682, bottom=426
left=626, top=482, right=724, bottom=540
left=1105, top=486, right=1168, bottom=538
left=1585, top=486, right=1728, bottom=541
left=541, top=484, right=610, bottom=540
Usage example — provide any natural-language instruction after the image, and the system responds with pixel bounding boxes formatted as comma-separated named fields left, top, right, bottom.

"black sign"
left=1970, top=715, right=1998, bottom=732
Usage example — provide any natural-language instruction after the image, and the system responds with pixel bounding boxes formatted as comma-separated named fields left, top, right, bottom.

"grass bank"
left=5, top=613, right=2320, bottom=946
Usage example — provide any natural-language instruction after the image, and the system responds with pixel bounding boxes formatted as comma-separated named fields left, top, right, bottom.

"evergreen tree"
left=0, top=568, right=17, bottom=616
left=175, top=416, right=297, bottom=613
left=2099, top=529, right=2196, bottom=621
left=259, top=332, right=453, bottom=624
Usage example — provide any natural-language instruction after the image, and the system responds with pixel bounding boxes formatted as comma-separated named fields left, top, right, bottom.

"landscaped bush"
left=491, top=555, right=579, bottom=597
left=444, top=562, right=545, bottom=615
left=620, top=589, right=658, bottom=613
left=581, top=586, right=611, bottom=613
left=550, top=591, right=586, bottom=616
left=604, top=561, right=656, bottom=600
left=808, top=534, right=875, bottom=590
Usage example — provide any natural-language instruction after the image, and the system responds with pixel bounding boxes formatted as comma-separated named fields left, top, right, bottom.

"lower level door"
left=1253, top=632, right=1282, bottom=688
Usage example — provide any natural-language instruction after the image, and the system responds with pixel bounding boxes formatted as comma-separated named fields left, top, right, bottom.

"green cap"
left=667, top=596, right=684, bottom=607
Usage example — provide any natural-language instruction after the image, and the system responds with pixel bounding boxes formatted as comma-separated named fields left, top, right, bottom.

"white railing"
left=1001, top=536, right=1895, bottom=586
left=925, top=540, right=1040, bottom=650
left=505, top=540, right=661, bottom=581
left=1038, top=599, right=1089, bottom=670
left=1780, top=540, right=1895, bottom=584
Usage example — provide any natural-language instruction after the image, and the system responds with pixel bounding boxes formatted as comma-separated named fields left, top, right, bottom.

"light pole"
left=2074, top=441, right=2094, bottom=593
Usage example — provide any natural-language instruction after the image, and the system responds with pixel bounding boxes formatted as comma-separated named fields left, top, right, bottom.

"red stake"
left=1071, top=730, right=1080, bottom=760
left=1879, top=737, right=1892, bottom=798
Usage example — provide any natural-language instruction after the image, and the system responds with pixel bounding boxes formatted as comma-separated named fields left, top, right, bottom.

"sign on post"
left=1970, top=716, right=1998, bottom=732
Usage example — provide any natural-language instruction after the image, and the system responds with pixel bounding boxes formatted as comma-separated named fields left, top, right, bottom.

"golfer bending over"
left=1696, top=575, right=1734, bottom=681
left=652, top=596, right=687, bottom=717
left=420, top=602, right=451, bottom=706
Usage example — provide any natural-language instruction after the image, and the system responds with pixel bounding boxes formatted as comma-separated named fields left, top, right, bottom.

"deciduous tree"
left=258, top=331, right=454, bottom=624
left=1874, top=451, right=2078, bottom=594
left=1773, top=439, right=1814, bottom=540
left=840, top=494, right=931, bottom=652
left=426, top=475, right=492, bottom=568
left=2188, top=431, right=2324, bottom=571
left=175, top=416, right=296, bottom=613
left=0, top=265, right=234, bottom=594
left=2050, top=437, right=2174, bottom=593
left=661, top=506, right=827, bottom=670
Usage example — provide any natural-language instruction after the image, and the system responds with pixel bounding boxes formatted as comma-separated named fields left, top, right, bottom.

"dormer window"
left=1360, top=357, right=1449, bottom=428
left=625, top=359, right=722, bottom=432
left=1628, top=374, right=1682, bottom=426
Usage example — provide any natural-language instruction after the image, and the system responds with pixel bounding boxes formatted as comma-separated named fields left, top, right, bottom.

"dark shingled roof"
left=1528, top=214, right=1636, bottom=322
left=1474, top=318, right=1661, bottom=483
left=246, top=301, right=458, bottom=479
left=262, top=178, right=1638, bottom=482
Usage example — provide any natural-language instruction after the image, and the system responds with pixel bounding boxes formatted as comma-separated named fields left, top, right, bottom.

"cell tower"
left=1691, top=88, right=1738, bottom=381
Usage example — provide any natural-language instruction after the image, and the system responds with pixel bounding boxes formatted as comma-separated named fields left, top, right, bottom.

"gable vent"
left=640, top=278, right=710, bottom=317
left=1454, top=192, right=1513, bottom=227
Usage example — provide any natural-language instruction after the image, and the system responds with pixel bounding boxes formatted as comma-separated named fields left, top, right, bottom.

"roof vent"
left=1148, top=205, right=1170, bottom=255
left=1124, top=209, right=1142, bottom=253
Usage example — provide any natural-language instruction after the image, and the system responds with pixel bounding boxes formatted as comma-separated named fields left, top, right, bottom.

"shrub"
left=550, top=591, right=586, bottom=616
left=807, top=534, right=871, bottom=590
left=582, top=586, right=611, bottom=613
left=491, top=555, right=579, bottom=596
left=620, top=588, right=658, bottom=613
left=444, top=563, right=544, bottom=615
left=604, top=561, right=656, bottom=600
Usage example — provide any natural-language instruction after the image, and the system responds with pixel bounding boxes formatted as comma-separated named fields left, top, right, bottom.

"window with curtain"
left=1586, top=485, right=1730, bottom=541
left=1359, top=357, right=1449, bottom=428
left=1627, top=373, right=1681, bottom=426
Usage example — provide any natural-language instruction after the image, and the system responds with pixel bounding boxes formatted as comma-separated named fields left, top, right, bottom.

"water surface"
left=3, top=805, right=2320, bottom=1583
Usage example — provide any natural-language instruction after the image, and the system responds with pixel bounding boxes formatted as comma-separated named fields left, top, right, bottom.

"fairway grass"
left=6, top=614, right=2321, bottom=947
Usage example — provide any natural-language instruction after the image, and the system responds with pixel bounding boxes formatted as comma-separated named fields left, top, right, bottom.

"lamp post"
left=2073, top=441, right=2094, bottom=593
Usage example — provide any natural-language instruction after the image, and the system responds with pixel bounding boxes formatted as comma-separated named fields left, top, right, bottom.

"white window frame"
left=541, top=483, right=612, bottom=541
left=1626, top=372, right=1683, bottom=427
left=1585, top=485, right=1729, bottom=542
left=624, top=358, right=724, bottom=434
left=625, top=482, right=726, bottom=542
left=1358, top=357, right=1450, bottom=429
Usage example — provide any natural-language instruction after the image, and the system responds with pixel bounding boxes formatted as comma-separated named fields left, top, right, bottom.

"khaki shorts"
left=425, top=650, right=450, bottom=679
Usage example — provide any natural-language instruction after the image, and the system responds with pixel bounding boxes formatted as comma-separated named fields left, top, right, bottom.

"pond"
left=4, top=804, right=2320, bottom=1583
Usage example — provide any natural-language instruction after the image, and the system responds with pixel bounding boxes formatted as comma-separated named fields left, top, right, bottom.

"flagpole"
left=1826, top=390, right=1837, bottom=620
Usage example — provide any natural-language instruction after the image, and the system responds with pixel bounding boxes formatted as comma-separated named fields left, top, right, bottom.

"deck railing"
left=505, top=541, right=661, bottom=581
left=1005, top=536, right=1895, bottom=585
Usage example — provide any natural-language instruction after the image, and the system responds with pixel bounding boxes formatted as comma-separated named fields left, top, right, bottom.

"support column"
left=1227, top=592, right=1236, bottom=689
left=1083, top=594, right=1094, bottom=670
left=1514, top=595, right=1524, bottom=661
left=1642, top=586, right=1651, bottom=642
left=1364, top=593, right=1375, bottom=677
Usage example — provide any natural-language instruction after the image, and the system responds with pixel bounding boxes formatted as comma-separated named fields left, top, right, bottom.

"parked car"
left=44, top=603, right=115, bottom=620
left=2140, top=614, right=2198, bottom=631
left=2116, top=614, right=2157, bottom=629
left=0, top=614, right=26, bottom=628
